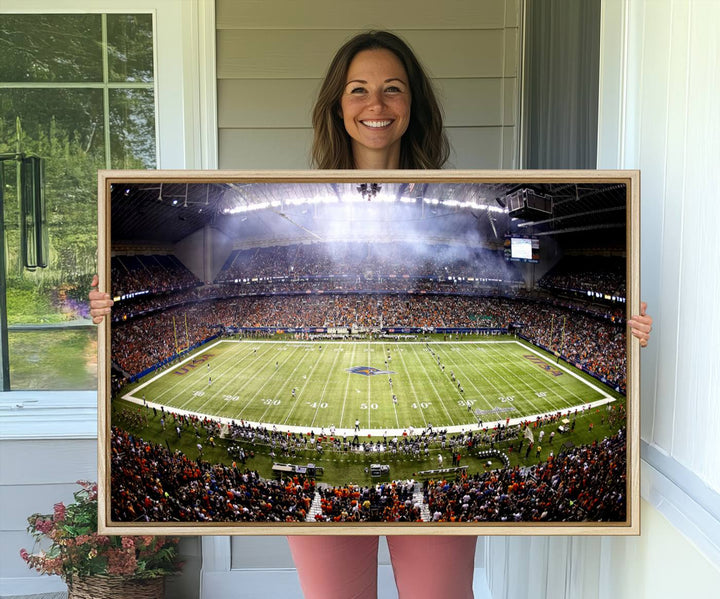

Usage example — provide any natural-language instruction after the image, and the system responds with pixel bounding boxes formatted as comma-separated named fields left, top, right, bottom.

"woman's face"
left=340, top=48, right=411, bottom=168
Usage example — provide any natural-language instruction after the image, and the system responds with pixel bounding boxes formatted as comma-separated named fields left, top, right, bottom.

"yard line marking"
left=513, top=341, right=613, bottom=400
left=308, top=343, right=342, bottom=428
left=125, top=339, right=246, bottom=409
left=272, top=345, right=315, bottom=423
left=395, top=343, right=425, bottom=427
left=122, top=338, right=618, bottom=435
left=192, top=342, right=278, bottom=415
left=485, top=341, right=607, bottom=410
left=233, top=344, right=307, bottom=418
left=480, top=343, right=580, bottom=411
left=366, top=342, right=373, bottom=430
left=431, top=344, right=475, bottom=424
left=412, top=344, right=456, bottom=427
left=338, top=343, right=356, bottom=428
left=380, top=341, right=400, bottom=429
left=443, top=344, right=505, bottom=412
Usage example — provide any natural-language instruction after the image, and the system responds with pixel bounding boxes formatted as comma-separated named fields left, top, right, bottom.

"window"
left=0, top=13, right=156, bottom=390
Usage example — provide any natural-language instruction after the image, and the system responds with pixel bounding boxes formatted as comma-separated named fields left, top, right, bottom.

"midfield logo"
left=346, top=366, right=396, bottom=377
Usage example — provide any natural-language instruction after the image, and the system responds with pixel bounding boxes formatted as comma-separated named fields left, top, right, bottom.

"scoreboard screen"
left=504, top=236, right=539, bottom=263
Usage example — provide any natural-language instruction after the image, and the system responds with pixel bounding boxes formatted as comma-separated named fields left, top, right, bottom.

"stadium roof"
left=109, top=179, right=628, bottom=250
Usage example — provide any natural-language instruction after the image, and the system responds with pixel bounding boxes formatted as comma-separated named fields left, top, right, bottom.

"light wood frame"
left=98, top=169, right=640, bottom=536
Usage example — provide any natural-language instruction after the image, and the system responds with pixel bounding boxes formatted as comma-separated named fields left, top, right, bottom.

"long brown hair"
left=311, top=31, right=449, bottom=170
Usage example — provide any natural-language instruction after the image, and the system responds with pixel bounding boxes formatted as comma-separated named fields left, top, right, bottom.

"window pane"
left=107, top=14, right=155, bottom=83
left=1, top=88, right=103, bottom=390
left=110, top=88, right=157, bottom=169
left=0, top=14, right=102, bottom=82
left=1, top=88, right=104, bottom=278
left=8, top=329, right=97, bottom=390
left=0, top=88, right=106, bottom=161
left=0, top=13, right=157, bottom=391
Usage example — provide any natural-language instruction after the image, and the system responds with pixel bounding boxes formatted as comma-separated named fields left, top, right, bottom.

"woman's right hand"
left=89, top=274, right=113, bottom=324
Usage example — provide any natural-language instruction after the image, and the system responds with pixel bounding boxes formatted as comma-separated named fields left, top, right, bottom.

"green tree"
left=1, top=13, right=155, bottom=324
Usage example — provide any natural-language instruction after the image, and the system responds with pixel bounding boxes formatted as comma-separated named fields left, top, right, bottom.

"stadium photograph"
left=99, top=171, right=638, bottom=532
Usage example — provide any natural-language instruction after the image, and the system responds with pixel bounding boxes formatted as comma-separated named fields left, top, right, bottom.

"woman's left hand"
left=628, top=301, right=652, bottom=348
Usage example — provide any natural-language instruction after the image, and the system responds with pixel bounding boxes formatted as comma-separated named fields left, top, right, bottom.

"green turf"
left=112, top=396, right=625, bottom=486
left=120, top=337, right=617, bottom=432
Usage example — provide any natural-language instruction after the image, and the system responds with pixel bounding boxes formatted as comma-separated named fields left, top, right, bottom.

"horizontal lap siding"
left=216, top=0, right=516, bottom=30
left=216, top=0, right=521, bottom=170
left=217, top=30, right=511, bottom=79
left=0, top=439, right=97, bottom=580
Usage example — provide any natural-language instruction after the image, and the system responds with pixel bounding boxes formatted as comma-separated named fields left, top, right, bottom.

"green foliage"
left=20, top=481, right=182, bottom=583
left=1, top=13, right=155, bottom=329
left=5, top=282, right=57, bottom=324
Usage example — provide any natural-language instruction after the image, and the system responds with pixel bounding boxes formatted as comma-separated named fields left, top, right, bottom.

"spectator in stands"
left=90, top=29, right=653, bottom=599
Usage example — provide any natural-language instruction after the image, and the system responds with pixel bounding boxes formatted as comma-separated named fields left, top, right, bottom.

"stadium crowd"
left=112, top=255, right=199, bottom=297
left=112, top=291, right=627, bottom=390
left=424, top=429, right=627, bottom=522
left=109, top=424, right=626, bottom=523
left=315, top=480, right=421, bottom=522
left=150, top=407, right=609, bottom=463
left=216, top=242, right=522, bottom=283
left=538, top=256, right=625, bottom=298
left=110, top=427, right=314, bottom=522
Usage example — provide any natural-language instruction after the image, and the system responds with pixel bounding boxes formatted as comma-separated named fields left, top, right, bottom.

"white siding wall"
left=216, top=0, right=522, bottom=169
left=486, top=1, right=720, bottom=597
left=0, top=435, right=97, bottom=597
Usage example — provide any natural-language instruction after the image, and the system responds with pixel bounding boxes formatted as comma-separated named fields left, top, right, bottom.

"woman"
left=91, top=31, right=653, bottom=599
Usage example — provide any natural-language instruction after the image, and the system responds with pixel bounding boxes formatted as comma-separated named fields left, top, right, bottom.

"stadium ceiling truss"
left=110, top=180, right=628, bottom=249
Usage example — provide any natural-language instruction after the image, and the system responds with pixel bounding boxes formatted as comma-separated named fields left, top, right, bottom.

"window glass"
left=0, top=14, right=103, bottom=82
left=0, top=13, right=155, bottom=390
left=107, top=14, right=155, bottom=83
left=109, top=88, right=156, bottom=169
left=8, top=329, right=97, bottom=389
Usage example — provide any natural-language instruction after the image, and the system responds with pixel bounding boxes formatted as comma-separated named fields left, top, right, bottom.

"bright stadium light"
left=222, top=190, right=508, bottom=214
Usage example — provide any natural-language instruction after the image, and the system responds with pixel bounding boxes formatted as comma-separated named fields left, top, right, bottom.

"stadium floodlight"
left=222, top=189, right=507, bottom=214
left=223, top=200, right=282, bottom=214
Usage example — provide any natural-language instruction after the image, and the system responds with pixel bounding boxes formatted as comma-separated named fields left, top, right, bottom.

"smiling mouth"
left=361, top=120, right=393, bottom=128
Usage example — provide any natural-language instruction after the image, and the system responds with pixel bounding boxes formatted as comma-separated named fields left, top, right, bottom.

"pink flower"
left=107, top=548, right=137, bottom=576
left=34, top=518, right=54, bottom=535
left=43, top=557, right=64, bottom=576
left=121, top=537, right=135, bottom=549
left=53, top=502, right=66, bottom=522
left=19, top=548, right=29, bottom=562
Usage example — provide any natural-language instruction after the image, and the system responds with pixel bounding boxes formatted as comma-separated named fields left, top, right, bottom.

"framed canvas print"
left=97, top=170, right=640, bottom=536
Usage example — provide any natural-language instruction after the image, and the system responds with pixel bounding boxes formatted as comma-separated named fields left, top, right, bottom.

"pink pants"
left=287, top=535, right=476, bottom=599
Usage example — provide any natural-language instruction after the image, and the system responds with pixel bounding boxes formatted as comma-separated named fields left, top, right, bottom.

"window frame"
left=0, top=0, right=217, bottom=437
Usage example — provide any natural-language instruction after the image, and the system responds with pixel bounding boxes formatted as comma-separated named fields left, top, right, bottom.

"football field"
left=121, top=339, right=617, bottom=434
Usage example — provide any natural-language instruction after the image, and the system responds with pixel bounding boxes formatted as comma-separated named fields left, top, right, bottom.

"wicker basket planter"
left=67, top=575, right=165, bottom=599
